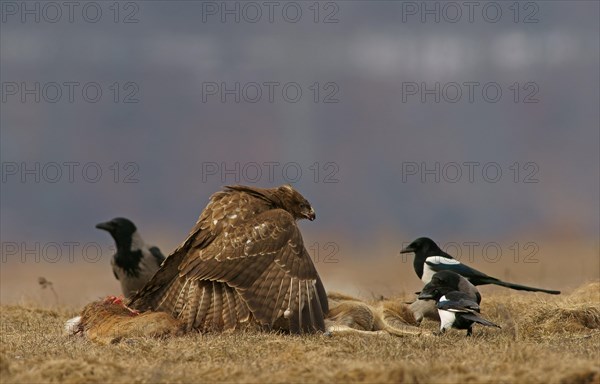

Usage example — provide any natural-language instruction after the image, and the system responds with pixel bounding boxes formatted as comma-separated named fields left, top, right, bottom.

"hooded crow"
left=96, top=217, right=166, bottom=299
left=401, top=237, right=560, bottom=295
left=418, top=271, right=500, bottom=336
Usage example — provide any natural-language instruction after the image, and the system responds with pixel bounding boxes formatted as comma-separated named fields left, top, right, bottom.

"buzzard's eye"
left=300, top=204, right=308, bottom=209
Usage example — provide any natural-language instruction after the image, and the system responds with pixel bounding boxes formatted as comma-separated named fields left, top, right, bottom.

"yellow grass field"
left=1, top=281, right=599, bottom=384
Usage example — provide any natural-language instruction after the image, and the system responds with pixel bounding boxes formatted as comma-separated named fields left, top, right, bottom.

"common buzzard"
left=129, top=184, right=328, bottom=334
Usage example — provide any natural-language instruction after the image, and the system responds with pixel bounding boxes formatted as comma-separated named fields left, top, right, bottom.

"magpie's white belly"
left=421, top=264, right=436, bottom=284
left=438, top=309, right=456, bottom=331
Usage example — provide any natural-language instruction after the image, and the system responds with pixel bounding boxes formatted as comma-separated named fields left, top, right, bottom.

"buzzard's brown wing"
left=128, top=189, right=249, bottom=311
left=130, top=207, right=327, bottom=334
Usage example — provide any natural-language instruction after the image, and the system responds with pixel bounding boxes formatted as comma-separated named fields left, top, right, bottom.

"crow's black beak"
left=95, top=221, right=113, bottom=232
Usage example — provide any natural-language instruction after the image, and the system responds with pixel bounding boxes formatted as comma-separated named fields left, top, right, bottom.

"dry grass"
left=1, top=283, right=599, bottom=383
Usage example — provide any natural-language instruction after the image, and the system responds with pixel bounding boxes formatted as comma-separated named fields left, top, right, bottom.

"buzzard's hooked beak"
left=304, top=208, right=316, bottom=221
left=95, top=221, right=114, bottom=232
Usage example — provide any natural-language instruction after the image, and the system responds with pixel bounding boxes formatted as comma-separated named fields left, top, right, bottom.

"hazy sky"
left=1, top=1, right=598, bottom=261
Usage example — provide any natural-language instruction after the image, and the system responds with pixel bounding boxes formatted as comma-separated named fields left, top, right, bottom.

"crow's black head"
left=400, top=237, right=443, bottom=256
left=96, top=217, right=137, bottom=248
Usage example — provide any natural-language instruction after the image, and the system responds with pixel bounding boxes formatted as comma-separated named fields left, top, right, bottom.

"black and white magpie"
left=401, top=237, right=560, bottom=294
left=409, top=269, right=481, bottom=324
left=96, top=217, right=166, bottom=299
left=418, top=271, right=500, bottom=336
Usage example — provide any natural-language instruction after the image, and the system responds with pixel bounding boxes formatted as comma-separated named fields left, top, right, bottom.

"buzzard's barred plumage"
left=129, top=185, right=328, bottom=334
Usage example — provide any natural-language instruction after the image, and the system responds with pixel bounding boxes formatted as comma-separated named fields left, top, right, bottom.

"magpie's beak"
left=400, top=246, right=414, bottom=254
left=95, top=221, right=113, bottom=232
left=418, top=291, right=436, bottom=300
left=304, top=208, right=316, bottom=221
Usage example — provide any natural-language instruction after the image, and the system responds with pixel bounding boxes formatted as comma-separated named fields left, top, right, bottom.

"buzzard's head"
left=276, top=185, right=315, bottom=221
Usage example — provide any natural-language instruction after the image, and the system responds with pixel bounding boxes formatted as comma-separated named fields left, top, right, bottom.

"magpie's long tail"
left=477, top=277, right=561, bottom=295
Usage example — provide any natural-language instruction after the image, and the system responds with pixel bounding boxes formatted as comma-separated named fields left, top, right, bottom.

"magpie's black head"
left=429, top=271, right=462, bottom=291
left=418, top=271, right=460, bottom=301
left=400, top=237, right=443, bottom=256
left=96, top=217, right=137, bottom=248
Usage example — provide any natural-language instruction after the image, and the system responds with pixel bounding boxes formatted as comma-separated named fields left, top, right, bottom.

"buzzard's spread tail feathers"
left=131, top=260, right=327, bottom=333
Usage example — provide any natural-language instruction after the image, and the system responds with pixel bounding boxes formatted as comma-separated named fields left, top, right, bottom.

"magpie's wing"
left=437, top=300, right=474, bottom=314
left=425, top=257, right=490, bottom=282
left=149, top=246, right=166, bottom=264
left=439, top=292, right=500, bottom=328
left=461, top=313, right=501, bottom=328
left=456, top=298, right=480, bottom=312
left=425, top=256, right=560, bottom=294
left=437, top=292, right=481, bottom=314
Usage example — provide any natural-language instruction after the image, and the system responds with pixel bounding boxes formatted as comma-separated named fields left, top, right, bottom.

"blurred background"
left=1, top=1, right=598, bottom=307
